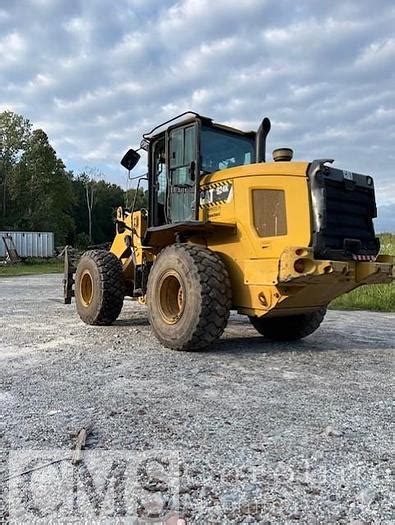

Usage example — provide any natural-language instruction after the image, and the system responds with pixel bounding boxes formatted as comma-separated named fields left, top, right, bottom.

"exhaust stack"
left=256, top=117, right=271, bottom=162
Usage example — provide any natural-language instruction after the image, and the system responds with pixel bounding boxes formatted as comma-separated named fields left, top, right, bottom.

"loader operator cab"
left=121, top=112, right=263, bottom=228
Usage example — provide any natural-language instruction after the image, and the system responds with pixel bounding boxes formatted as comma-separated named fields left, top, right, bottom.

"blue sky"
left=0, top=0, right=394, bottom=230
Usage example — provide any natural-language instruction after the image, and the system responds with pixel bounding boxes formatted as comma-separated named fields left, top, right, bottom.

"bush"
left=75, top=232, right=90, bottom=250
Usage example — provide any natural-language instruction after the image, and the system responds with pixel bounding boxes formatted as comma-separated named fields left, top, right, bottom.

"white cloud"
left=356, top=37, right=395, bottom=67
left=0, top=9, right=10, bottom=20
left=0, top=32, right=26, bottom=65
left=64, top=16, right=92, bottom=34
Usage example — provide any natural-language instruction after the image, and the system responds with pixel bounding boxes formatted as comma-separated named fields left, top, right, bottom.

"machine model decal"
left=200, top=181, right=233, bottom=208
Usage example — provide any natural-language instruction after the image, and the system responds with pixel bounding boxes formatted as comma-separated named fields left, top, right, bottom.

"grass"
left=0, top=257, right=63, bottom=277
left=330, top=233, right=394, bottom=312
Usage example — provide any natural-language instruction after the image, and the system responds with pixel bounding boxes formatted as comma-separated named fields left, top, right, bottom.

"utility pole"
left=85, top=178, right=95, bottom=244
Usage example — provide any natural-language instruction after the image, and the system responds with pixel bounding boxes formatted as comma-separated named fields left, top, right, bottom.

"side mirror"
left=120, top=148, right=141, bottom=171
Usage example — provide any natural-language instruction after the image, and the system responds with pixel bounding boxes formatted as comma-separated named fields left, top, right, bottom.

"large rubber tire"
left=249, top=308, right=326, bottom=341
left=146, top=243, right=231, bottom=350
left=75, top=249, right=124, bottom=325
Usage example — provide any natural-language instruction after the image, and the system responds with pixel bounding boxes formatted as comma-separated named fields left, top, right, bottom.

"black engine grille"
left=309, top=161, right=380, bottom=261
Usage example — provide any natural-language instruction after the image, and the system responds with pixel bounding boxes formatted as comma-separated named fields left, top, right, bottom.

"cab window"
left=201, top=126, right=255, bottom=173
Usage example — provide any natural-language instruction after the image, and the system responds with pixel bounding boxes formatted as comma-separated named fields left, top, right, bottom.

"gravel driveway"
left=1, top=274, right=394, bottom=523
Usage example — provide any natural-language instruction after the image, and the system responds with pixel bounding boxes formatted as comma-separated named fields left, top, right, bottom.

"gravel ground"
left=0, top=274, right=394, bottom=524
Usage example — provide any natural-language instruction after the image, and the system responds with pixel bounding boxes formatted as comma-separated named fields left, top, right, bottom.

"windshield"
left=201, top=126, right=255, bottom=174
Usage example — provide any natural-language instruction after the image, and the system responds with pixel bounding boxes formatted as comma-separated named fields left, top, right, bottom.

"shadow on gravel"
left=115, top=317, right=150, bottom=327
left=211, top=336, right=317, bottom=356
left=210, top=331, right=392, bottom=355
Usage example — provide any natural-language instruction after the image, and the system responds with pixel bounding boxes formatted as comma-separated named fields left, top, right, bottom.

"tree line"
left=0, top=111, right=147, bottom=247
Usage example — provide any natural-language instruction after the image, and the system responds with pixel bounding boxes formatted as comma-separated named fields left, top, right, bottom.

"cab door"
left=168, top=123, right=198, bottom=223
left=151, top=136, right=167, bottom=226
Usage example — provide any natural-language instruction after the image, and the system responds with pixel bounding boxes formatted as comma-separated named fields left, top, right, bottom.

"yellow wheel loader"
left=64, top=112, right=393, bottom=350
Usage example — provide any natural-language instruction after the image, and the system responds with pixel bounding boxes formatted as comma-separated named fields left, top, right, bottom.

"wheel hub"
left=158, top=271, right=185, bottom=324
left=80, top=270, right=94, bottom=306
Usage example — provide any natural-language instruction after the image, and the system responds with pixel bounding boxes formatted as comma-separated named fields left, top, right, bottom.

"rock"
left=323, top=425, right=344, bottom=437
left=357, top=488, right=376, bottom=505
left=242, top=516, right=255, bottom=523
left=306, top=486, right=321, bottom=495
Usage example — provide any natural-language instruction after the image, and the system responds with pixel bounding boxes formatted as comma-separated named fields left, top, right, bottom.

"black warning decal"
left=199, top=181, right=233, bottom=208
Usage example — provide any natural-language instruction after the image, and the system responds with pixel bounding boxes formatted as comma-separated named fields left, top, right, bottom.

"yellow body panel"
left=199, top=162, right=310, bottom=314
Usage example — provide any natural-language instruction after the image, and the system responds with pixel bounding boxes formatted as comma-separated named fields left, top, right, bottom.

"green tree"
left=71, top=175, right=88, bottom=244
left=76, top=169, right=100, bottom=244
left=72, top=174, right=124, bottom=245
left=0, top=111, right=32, bottom=225
left=1, top=110, right=146, bottom=247
left=9, top=129, right=75, bottom=244
left=92, top=180, right=124, bottom=243
left=124, top=187, right=148, bottom=211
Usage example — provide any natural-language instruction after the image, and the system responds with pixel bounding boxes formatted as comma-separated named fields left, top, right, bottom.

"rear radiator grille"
left=309, top=162, right=379, bottom=261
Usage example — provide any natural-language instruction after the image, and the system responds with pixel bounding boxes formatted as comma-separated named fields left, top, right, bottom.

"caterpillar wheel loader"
left=64, top=111, right=393, bottom=350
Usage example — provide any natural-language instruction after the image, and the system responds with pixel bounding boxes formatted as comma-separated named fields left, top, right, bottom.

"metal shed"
left=0, top=231, right=54, bottom=258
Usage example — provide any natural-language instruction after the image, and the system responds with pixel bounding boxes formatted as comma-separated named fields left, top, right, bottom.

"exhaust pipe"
left=256, top=117, right=271, bottom=162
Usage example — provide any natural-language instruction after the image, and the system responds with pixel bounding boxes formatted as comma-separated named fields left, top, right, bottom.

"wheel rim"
left=80, top=270, right=94, bottom=306
left=158, top=271, right=185, bottom=324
